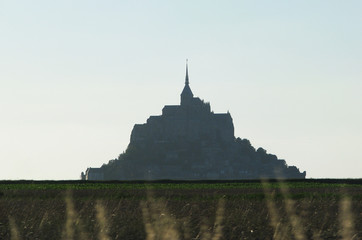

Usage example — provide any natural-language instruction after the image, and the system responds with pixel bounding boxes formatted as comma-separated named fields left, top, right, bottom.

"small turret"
left=181, top=59, right=193, bottom=105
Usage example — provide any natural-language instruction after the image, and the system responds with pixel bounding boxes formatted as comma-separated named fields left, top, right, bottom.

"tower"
left=181, top=60, right=194, bottom=105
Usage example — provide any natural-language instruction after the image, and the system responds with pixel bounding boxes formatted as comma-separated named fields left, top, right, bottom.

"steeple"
left=185, top=59, right=189, bottom=85
left=181, top=59, right=193, bottom=105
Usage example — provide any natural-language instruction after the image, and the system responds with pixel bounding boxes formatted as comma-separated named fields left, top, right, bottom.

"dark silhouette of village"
left=82, top=63, right=306, bottom=180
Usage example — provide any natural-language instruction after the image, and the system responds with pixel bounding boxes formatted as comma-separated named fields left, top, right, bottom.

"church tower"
left=181, top=60, right=194, bottom=105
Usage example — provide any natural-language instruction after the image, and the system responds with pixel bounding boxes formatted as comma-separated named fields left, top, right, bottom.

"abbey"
left=131, top=64, right=234, bottom=149
left=82, top=63, right=306, bottom=180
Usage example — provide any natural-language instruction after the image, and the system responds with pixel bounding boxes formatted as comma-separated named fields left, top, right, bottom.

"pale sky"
left=1, top=1, right=361, bottom=180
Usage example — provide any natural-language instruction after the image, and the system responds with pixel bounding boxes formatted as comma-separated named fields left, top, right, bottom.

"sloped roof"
left=181, top=84, right=193, bottom=98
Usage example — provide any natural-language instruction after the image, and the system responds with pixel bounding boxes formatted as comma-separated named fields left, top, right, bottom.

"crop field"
left=0, top=179, right=361, bottom=240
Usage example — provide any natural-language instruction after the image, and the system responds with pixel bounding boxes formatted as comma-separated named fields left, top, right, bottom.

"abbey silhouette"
left=82, top=62, right=306, bottom=180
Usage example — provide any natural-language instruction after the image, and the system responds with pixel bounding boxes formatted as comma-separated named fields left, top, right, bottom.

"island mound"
left=82, top=63, right=305, bottom=180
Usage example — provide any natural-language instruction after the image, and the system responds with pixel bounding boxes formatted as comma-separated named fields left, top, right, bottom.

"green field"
left=0, top=179, right=361, bottom=239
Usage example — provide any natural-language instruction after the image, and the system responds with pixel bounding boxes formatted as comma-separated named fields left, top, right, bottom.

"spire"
left=185, top=59, right=189, bottom=85
left=181, top=59, right=193, bottom=105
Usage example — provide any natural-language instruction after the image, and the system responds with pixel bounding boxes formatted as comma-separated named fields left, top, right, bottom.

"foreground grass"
left=0, top=179, right=361, bottom=239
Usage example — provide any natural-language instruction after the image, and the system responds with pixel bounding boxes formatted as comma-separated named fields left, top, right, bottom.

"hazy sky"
left=1, top=1, right=361, bottom=180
